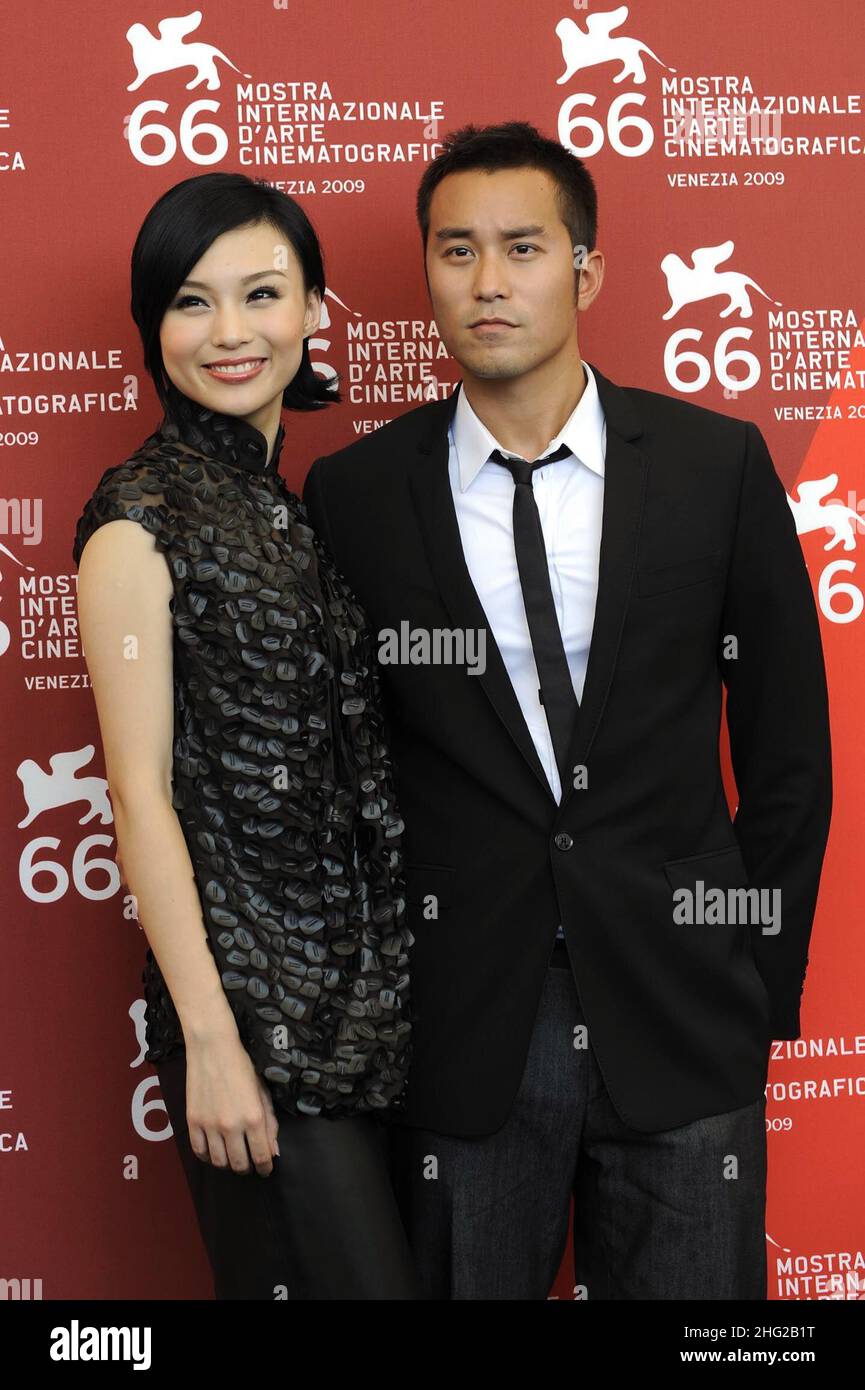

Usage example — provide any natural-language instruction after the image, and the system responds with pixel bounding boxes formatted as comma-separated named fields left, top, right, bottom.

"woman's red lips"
left=204, top=357, right=265, bottom=366
left=202, top=358, right=267, bottom=382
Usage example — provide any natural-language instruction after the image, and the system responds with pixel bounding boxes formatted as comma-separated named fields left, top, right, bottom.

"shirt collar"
left=160, top=381, right=285, bottom=475
left=450, top=359, right=606, bottom=492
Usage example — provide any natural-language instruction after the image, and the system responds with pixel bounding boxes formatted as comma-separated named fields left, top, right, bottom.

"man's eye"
left=443, top=245, right=537, bottom=259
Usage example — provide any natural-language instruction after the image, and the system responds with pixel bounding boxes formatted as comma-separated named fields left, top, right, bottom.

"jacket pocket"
left=662, top=845, right=770, bottom=1022
left=636, top=549, right=724, bottom=597
left=663, top=843, right=750, bottom=891
left=405, top=863, right=455, bottom=913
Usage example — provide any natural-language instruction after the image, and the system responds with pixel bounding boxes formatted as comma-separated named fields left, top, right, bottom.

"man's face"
left=424, top=167, right=582, bottom=383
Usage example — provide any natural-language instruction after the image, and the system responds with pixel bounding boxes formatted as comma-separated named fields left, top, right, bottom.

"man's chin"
left=464, top=363, right=528, bottom=382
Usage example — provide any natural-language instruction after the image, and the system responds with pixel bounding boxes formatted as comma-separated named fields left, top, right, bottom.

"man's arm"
left=302, top=452, right=401, bottom=767
left=302, top=456, right=336, bottom=552
left=719, top=420, right=833, bottom=1039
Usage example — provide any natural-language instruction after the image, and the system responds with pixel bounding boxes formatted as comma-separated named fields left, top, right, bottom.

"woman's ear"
left=305, top=288, right=322, bottom=337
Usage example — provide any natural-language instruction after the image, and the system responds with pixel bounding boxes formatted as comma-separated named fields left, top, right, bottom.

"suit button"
left=554, top=832, right=573, bottom=851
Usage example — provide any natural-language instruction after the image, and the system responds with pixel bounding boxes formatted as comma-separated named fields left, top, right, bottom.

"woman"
left=72, top=172, right=418, bottom=1299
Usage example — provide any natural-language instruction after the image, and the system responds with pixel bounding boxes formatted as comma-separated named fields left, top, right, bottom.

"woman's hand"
left=184, top=1032, right=281, bottom=1177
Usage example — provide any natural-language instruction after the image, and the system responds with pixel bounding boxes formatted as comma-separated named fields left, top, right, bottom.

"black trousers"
left=389, top=943, right=769, bottom=1300
left=155, top=1051, right=420, bottom=1300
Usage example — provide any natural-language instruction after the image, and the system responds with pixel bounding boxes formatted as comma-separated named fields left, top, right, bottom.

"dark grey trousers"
left=389, top=952, right=768, bottom=1300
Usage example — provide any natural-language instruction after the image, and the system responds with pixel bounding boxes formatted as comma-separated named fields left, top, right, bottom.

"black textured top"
left=72, top=382, right=413, bottom=1118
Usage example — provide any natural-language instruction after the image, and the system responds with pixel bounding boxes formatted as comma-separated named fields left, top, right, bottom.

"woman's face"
left=159, top=221, right=321, bottom=431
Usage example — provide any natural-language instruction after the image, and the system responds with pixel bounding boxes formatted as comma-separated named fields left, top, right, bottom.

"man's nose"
left=471, top=253, right=511, bottom=300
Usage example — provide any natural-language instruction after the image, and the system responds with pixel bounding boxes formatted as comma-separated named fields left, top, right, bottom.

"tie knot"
left=488, top=442, right=572, bottom=485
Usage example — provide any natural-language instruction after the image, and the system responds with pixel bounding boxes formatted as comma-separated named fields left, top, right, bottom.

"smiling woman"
left=71, top=171, right=418, bottom=1301
left=154, top=217, right=322, bottom=455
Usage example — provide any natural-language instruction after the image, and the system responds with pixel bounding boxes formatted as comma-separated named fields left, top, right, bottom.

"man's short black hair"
left=416, top=120, right=598, bottom=272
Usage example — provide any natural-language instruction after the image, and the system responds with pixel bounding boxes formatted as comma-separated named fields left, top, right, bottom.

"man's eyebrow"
left=178, top=269, right=288, bottom=289
left=433, top=224, right=548, bottom=242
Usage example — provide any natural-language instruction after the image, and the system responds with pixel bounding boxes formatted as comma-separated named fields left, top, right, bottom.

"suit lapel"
left=407, top=360, right=649, bottom=809
left=560, top=362, right=648, bottom=810
left=408, top=384, right=553, bottom=797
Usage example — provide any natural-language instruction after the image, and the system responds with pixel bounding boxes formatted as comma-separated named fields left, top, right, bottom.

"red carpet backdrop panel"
left=0, top=0, right=863, bottom=1300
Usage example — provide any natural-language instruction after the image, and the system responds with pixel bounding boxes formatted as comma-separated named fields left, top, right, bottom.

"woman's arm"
left=76, top=519, right=279, bottom=1175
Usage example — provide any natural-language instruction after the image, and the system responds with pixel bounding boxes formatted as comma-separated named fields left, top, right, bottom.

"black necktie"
left=488, top=443, right=579, bottom=786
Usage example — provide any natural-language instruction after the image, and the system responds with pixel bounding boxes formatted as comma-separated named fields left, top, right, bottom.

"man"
left=302, top=121, right=832, bottom=1299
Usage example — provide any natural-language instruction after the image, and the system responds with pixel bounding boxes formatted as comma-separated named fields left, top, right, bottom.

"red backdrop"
left=1, top=0, right=863, bottom=1300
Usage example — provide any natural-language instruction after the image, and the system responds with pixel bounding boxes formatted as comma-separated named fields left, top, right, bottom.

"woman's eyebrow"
left=178, top=269, right=288, bottom=289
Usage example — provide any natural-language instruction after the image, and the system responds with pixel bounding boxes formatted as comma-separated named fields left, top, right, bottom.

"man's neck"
left=460, top=351, right=587, bottom=461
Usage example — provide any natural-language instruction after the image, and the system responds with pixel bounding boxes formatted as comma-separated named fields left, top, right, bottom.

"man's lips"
left=469, top=320, right=518, bottom=334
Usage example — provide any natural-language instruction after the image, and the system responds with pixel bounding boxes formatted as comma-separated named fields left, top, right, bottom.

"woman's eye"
left=175, top=287, right=279, bottom=308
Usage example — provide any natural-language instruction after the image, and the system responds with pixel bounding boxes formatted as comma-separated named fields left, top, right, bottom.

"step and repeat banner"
left=1, top=1, right=863, bottom=1300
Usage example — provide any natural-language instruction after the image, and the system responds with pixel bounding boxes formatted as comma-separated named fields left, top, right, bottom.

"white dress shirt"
left=447, top=360, right=607, bottom=805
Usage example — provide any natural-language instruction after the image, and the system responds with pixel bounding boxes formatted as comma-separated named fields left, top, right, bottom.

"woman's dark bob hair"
left=130, top=171, right=340, bottom=411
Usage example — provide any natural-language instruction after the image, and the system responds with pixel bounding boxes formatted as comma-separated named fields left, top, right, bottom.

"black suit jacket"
left=303, top=360, right=832, bottom=1137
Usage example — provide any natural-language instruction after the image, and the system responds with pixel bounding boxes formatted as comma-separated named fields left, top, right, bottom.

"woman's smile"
left=201, top=357, right=268, bottom=383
